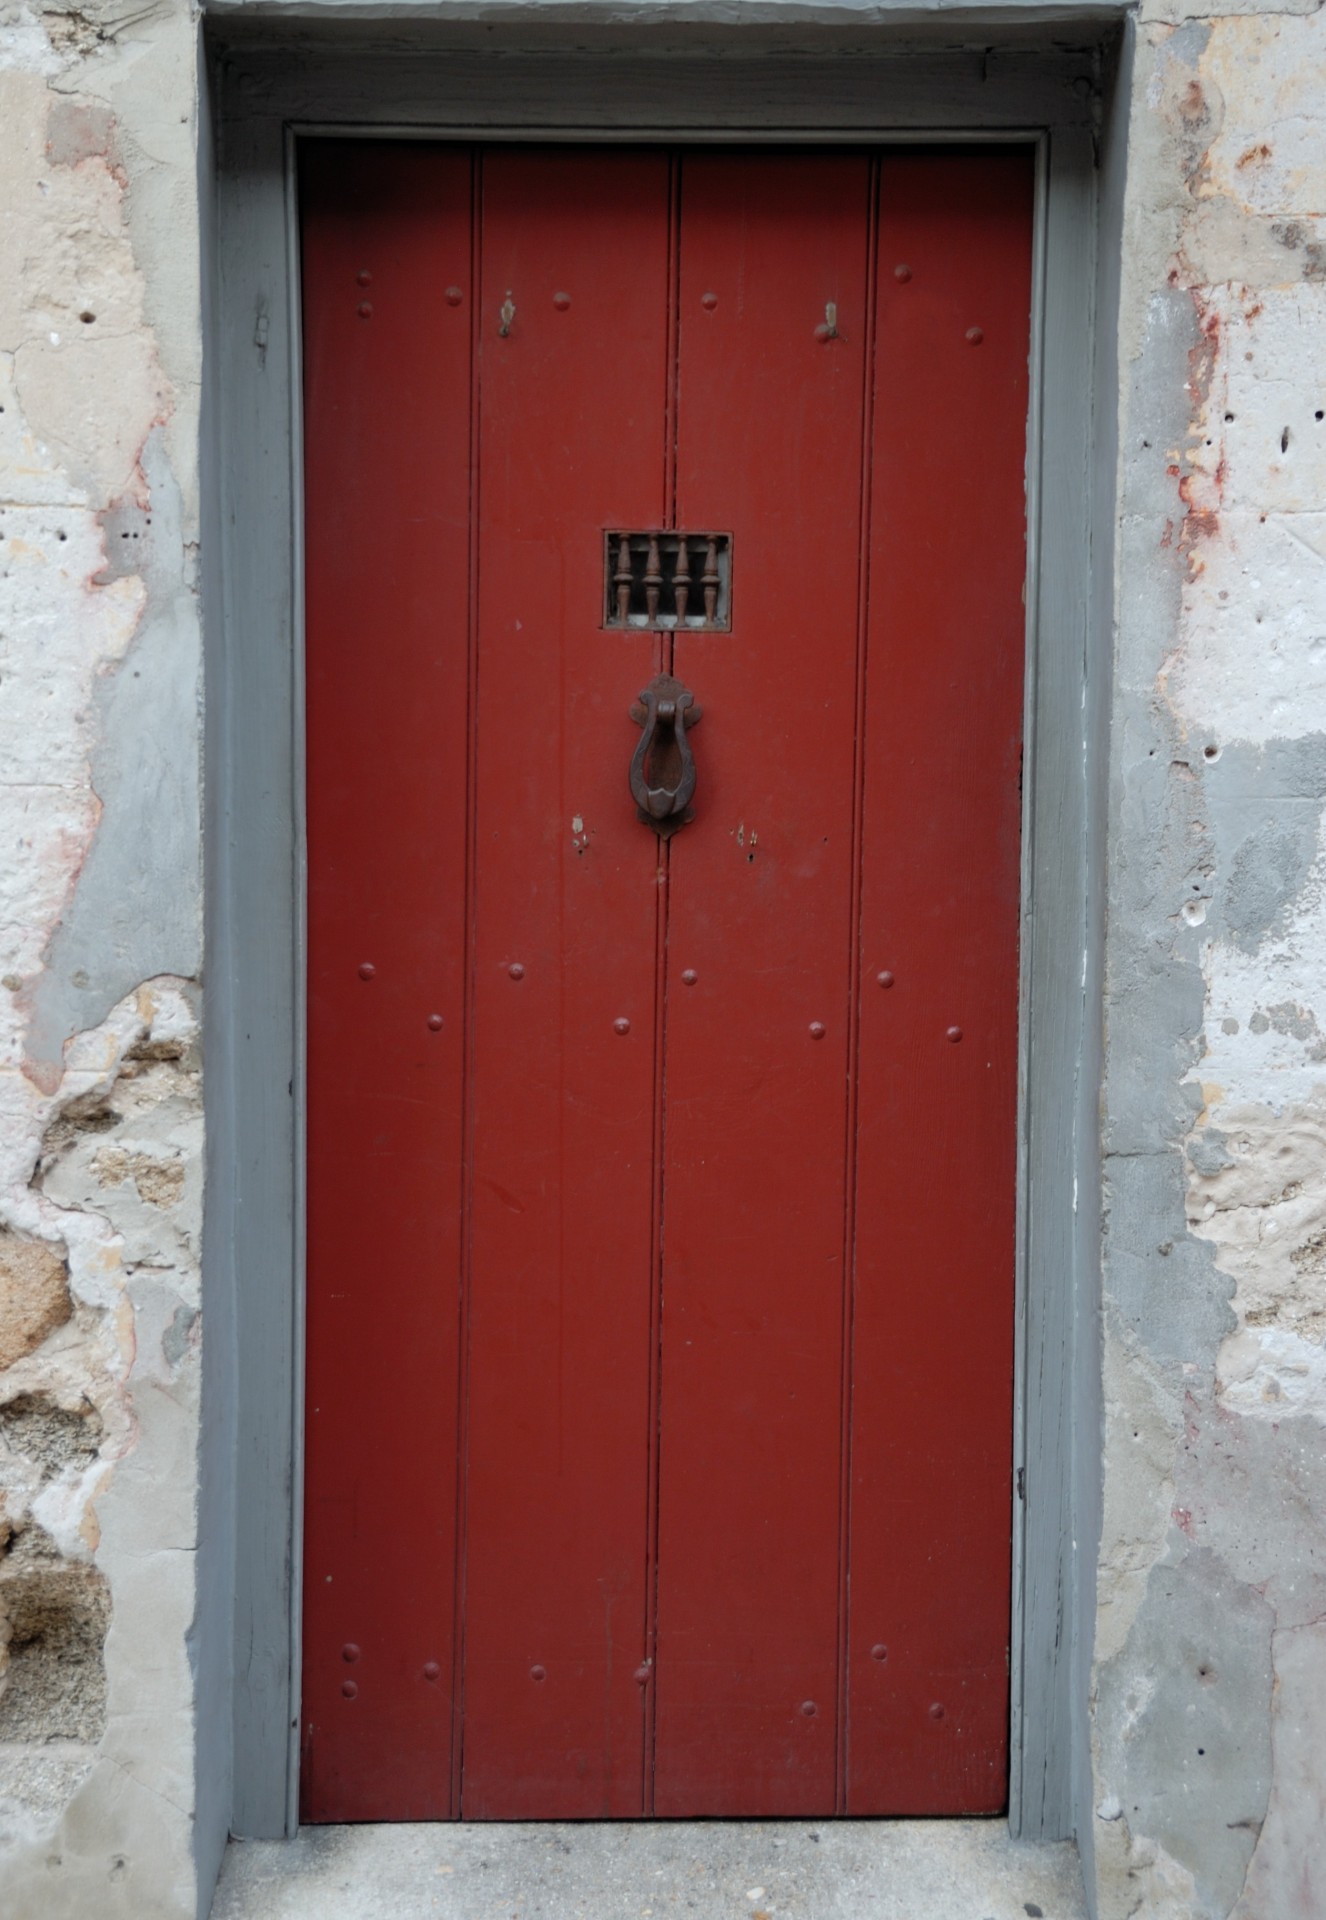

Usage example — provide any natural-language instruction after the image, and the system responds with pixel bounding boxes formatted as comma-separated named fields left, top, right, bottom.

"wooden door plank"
left=655, top=152, right=872, bottom=1817
left=301, top=141, right=474, bottom=1821
left=847, top=149, right=1033, bottom=1814
left=460, top=148, right=670, bottom=1819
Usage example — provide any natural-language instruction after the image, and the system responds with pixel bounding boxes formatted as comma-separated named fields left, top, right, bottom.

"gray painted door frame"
left=202, top=6, right=1127, bottom=1861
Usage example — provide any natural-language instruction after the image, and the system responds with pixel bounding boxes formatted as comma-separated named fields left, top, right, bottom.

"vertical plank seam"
left=834, top=149, right=882, bottom=1817
left=288, top=127, right=309, bottom=1831
left=664, top=149, right=682, bottom=554
left=450, top=142, right=484, bottom=1820
left=1009, top=130, right=1052, bottom=1838
left=643, top=147, right=684, bottom=1816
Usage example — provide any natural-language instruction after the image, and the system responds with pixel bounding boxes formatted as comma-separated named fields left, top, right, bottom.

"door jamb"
left=204, top=18, right=1121, bottom=1862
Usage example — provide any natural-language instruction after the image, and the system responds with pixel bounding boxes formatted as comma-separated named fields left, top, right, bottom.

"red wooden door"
left=300, top=142, right=1032, bottom=1824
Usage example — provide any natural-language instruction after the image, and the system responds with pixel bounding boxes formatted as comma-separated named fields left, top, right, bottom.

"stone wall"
left=1094, top=12, right=1326, bottom=1917
left=0, top=3, right=203, bottom=1914
left=1, top=2, right=1325, bottom=1917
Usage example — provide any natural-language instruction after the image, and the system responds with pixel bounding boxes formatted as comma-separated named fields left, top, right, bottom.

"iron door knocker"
left=629, top=674, right=702, bottom=837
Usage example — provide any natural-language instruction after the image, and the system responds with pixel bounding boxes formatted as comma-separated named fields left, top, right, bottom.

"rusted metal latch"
left=629, top=673, right=702, bottom=837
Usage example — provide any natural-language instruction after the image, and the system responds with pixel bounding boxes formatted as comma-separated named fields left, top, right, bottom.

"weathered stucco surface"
left=1095, top=10, right=1326, bottom=1917
left=0, top=1, right=202, bottom=1914
left=1, top=0, right=1325, bottom=1916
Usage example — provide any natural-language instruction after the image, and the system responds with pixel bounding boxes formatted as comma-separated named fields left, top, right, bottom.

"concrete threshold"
left=213, top=1818, right=1088, bottom=1919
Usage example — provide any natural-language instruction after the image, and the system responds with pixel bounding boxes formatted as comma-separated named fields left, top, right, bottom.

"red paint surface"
left=655, top=153, right=871, bottom=1816
left=301, top=144, right=473, bottom=1820
left=460, top=149, right=669, bottom=1819
left=301, top=143, right=1031, bottom=1822
left=846, top=151, right=1033, bottom=1812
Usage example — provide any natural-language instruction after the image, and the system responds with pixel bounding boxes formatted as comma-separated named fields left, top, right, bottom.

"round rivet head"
left=358, top=302, right=373, bottom=319
left=530, top=1664, right=546, bottom=1683
left=342, top=1643, right=360, bottom=1663
left=929, top=1701, right=945, bottom=1720
left=444, top=286, right=463, bottom=306
left=809, top=1021, right=826, bottom=1040
left=801, top=1700, right=818, bottom=1717
left=946, top=1026, right=963, bottom=1043
left=358, top=963, right=375, bottom=981
left=877, top=970, right=895, bottom=989
left=894, top=264, right=913, bottom=282
left=553, top=291, right=571, bottom=310
left=965, top=326, right=984, bottom=345
left=614, top=1017, right=631, bottom=1035
left=870, top=1644, right=888, bottom=1662
left=681, top=969, right=698, bottom=986
left=428, top=1013, right=444, bottom=1031
left=356, top=269, right=372, bottom=287
left=508, top=963, right=525, bottom=981
left=633, top=1663, right=651, bottom=1685
left=423, top=1661, right=440, bottom=1682
left=342, top=1679, right=358, bottom=1699
left=701, top=291, right=718, bottom=311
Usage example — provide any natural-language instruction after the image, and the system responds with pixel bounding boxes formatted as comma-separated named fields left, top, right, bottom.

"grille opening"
left=605, top=532, right=731, bottom=630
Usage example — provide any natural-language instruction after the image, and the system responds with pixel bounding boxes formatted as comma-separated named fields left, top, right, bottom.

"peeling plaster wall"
left=0, top=1, right=203, bottom=1916
left=1096, top=11, right=1326, bottom=1917
left=3, top=0, right=1326, bottom=1917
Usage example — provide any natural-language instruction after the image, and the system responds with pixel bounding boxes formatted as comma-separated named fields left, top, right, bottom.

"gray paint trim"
left=1074, top=21, right=1131, bottom=1912
left=285, top=117, right=312, bottom=1845
left=213, top=46, right=1101, bottom=132
left=212, top=96, right=304, bottom=1841
left=196, top=19, right=238, bottom=1910
left=1011, top=114, right=1098, bottom=1845
left=1006, top=124, right=1051, bottom=1839
left=206, top=20, right=1118, bottom=1874
left=204, top=0, right=1126, bottom=34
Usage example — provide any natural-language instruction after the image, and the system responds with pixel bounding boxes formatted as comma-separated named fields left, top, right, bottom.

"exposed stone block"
left=0, top=1550, right=110, bottom=1744
left=0, top=1235, right=71, bottom=1374
left=1, top=1394, right=103, bottom=1480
